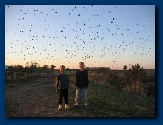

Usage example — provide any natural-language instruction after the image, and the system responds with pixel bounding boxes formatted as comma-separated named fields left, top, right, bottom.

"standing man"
left=73, top=62, right=89, bottom=107
left=56, top=65, right=70, bottom=110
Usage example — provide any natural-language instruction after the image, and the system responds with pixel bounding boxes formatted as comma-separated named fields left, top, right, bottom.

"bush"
left=121, top=63, right=146, bottom=96
left=87, top=64, right=155, bottom=97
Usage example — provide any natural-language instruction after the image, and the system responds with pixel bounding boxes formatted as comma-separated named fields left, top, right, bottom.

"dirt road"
left=5, top=73, right=88, bottom=117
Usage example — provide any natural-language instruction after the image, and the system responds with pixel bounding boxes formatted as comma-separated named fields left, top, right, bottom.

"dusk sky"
left=5, top=5, right=155, bottom=69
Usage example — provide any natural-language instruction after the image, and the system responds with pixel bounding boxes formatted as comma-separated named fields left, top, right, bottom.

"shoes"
left=58, top=104, right=70, bottom=110
left=58, top=105, right=63, bottom=110
left=75, top=102, right=78, bottom=105
left=72, top=103, right=88, bottom=108
left=65, top=105, right=70, bottom=109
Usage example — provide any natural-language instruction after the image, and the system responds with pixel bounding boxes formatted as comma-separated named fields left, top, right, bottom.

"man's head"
left=79, top=62, right=85, bottom=70
left=60, top=65, right=65, bottom=73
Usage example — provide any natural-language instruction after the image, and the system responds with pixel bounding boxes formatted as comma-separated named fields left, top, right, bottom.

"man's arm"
left=56, top=75, right=59, bottom=91
left=85, top=70, right=88, bottom=88
left=67, top=74, right=70, bottom=88
left=75, top=71, right=79, bottom=88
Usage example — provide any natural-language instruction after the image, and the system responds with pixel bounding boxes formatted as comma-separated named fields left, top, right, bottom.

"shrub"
left=121, top=63, right=146, bottom=96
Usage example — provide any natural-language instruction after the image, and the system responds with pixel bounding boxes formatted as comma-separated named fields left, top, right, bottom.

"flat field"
left=5, top=69, right=155, bottom=117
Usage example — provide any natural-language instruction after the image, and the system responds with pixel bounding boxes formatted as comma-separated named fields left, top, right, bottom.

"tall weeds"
left=88, top=63, right=155, bottom=97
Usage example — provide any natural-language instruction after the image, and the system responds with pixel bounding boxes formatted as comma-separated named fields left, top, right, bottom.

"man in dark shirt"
left=74, top=62, right=88, bottom=107
left=56, top=65, right=70, bottom=110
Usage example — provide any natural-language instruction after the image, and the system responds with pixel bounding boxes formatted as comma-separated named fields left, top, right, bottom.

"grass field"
left=5, top=69, right=155, bottom=117
left=68, top=78, right=155, bottom=117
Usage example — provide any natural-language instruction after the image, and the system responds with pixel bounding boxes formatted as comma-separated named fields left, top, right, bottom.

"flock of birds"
left=5, top=5, right=155, bottom=69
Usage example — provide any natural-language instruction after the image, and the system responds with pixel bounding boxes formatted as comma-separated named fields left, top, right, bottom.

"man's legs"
left=81, top=88, right=88, bottom=106
left=57, top=89, right=63, bottom=105
left=64, top=89, right=68, bottom=104
left=63, top=89, right=70, bottom=109
left=57, top=89, right=63, bottom=110
left=75, top=88, right=81, bottom=105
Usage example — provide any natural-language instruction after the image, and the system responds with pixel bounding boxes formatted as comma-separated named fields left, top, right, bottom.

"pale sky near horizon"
left=5, top=5, right=155, bottom=69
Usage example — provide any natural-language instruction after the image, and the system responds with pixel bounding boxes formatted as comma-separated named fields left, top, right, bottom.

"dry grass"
left=5, top=72, right=155, bottom=117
